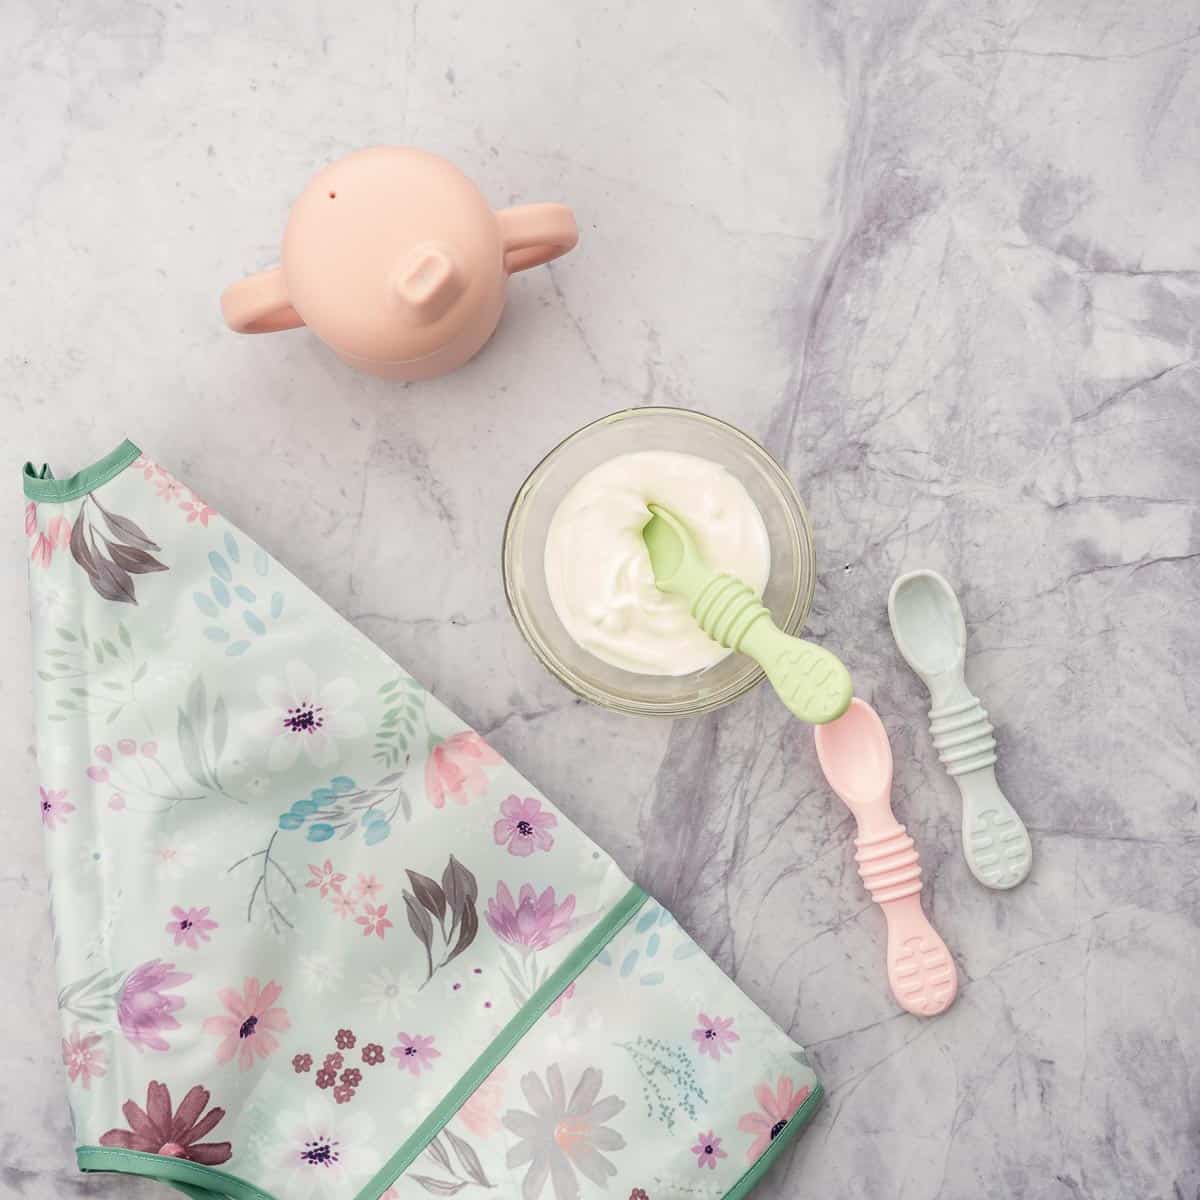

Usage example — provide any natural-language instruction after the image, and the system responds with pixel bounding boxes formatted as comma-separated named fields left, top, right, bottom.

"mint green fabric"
left=26, top=443, right=821, bottom=1200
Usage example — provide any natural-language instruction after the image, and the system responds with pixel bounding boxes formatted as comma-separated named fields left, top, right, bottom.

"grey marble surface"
left=3, top=1, right=1199, bottom=1197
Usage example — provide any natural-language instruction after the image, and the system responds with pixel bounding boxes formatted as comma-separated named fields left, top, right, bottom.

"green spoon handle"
left=691, top=573, right=852, bottom=724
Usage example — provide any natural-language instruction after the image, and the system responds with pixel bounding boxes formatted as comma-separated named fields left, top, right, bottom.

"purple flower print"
left=485, top=883, right=576, bottom=953
left=39, top=787, right=75, bottom=830
left=494, top=795, right=557, bottom=857
left=117, top=960, right=192, bottom=1052
left=391, top=1032, right=440, bottom=1077
left=691, top=1130, right=727, bottom=1169
left=691, top=1013, right=739, bottom=1061
left=165, top=906, right=219, bottom=950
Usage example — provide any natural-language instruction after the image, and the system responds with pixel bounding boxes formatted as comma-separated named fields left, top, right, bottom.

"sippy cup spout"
left=392, top=241, right=464, bottom=322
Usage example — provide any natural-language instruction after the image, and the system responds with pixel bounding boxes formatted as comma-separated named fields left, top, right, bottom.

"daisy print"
left=247, top=660, right=366, bottom=771
left=692, top=1013, right=739, bottom=1061
left=272, top=1100, right=379, bottom=1200
left=362, top=968, right=406, bottom=1019
left=166, top=906, right=219, bottom=950
left=737, top=1075, right=811, bottom=1162
left=391, top=1032, right=439, bottom=1077
left=203, top=977, right=290, bottom=1070
left=298, top=953, right=342, bottom=996
left=148, top=833, right=197, bottom=881
left=39, top=787, right=74, bottom=830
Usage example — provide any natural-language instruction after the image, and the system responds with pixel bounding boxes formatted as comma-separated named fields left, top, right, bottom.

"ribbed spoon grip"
left=855, top=827, right=923, bottom=903
left=929, top=696, right=996, bottom=776
left=691, top=573, right=767, bottom=649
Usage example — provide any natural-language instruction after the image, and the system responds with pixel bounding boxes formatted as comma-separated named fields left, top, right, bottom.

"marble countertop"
left=3, top=2, right=1198, bottom=1197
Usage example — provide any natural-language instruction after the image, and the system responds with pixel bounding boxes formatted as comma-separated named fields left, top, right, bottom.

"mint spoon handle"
left=689, top=573, right=852, bottom=724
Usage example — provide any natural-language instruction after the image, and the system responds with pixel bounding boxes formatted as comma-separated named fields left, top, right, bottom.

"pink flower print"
left=485, top=882, right=576, bottom=953
left=737, top=1076, right=811, bottom=1162
left=691, top=1130, right=727, bottom=1169
left=331, top=891, right=358, bottom=919
left=306, top=859, right=346, bottom=898
left=27, top=504, right=70, bottom=568
left=109, top=794, right=126, bottom=812
left=153, top=472, right=185, bottom=502
left=356, top=873, right=383, bottom=901
left=547, top=981, right=576, bottom=1018
left=39, top=787, right=75, bottom=830
left=133, top=455, right=158, bottom=480
left=62, top=1028, right=107, bottom=1089
left=391, top=1032, right=440, bottom=1077
left=166, top=906, right=219, bottom=950
left=457, top=1066, right=506, bottom=1137
left=494, top=795, right=557, bottom=857
left=117, top=960, right=192, bottom=1053
left=203, top=977, right=290, bottom=1071
left=425, top=731, right=501, bottom=809
left=356, top=903, right=393, bottom=940
left=692, top=1013, right=739, bottom=1061
left=180, top=494, right=216, bottom=526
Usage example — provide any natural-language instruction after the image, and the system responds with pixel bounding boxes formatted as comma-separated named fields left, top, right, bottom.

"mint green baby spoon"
left=641, top=503, right=852, bottom=724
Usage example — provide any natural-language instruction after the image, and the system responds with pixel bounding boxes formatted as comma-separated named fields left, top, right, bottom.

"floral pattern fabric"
left=26, top=444, right=820, bottom=1200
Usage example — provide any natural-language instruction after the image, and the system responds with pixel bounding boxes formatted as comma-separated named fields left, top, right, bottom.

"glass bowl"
left=502, top=407, right=817, bottom=717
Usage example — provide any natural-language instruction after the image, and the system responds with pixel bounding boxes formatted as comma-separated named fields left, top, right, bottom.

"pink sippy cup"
left=221, top=146, right=578, bottom=380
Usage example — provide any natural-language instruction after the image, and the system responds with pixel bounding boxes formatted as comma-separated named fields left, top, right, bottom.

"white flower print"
left=298, top=953, right=342, bottom=996
left=247, top=660, right=367, bottom=771
left=362, top=967, right=407, bottom=1019
left=77, top=842, right=117, bottom=883
left=271, top=1101, right=379, bottom=1199
left=148, top=833, right=197, bottom=881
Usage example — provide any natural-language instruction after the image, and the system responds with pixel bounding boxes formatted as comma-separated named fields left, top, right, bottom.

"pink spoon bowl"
left=814, top=698, right=958, bottom=1017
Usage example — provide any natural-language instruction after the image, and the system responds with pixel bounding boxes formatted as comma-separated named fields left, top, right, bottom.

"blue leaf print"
left=235, top=585, right=256, bottom=603
left=253, top=549, right=269, bottom=576
left=278, top=812, right=304, bottom=831
left=673, top=941, right=702, bottom=960
left=224, top=532, right=239, bottom=563
left=270, top=592, right=284, bottom=619
left=203, top=627, right=229, bottom=643
left=243, top=611, right=267, bottom=636
left=208, top=552, right=232, bottom=582
left=620, top=949, right=639, bottom=978
left=640, top=972, right=665, bottom=986
left=211, top=577, right=230, bottom=608
left=331, top=777, right=355, bottom=793
left=194, top=592, right=218, bottom=618
left=290, top=798, right=320, bottom=818
left=636, top=906, right=661, bottom=933
left=306, top=823, right=335, bottom=843
left=596, top=950, right=612, bottom=966
left=647, top=933, right=661, bottom=958
left=225, top=641, right=250, bottom=656
left=363, top=821, right=390, bottom=845
left=311, top=787, right=335, bottom=805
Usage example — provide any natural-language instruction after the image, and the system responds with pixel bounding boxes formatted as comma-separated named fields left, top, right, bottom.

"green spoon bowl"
left=642, top=503, right=853, bottom=724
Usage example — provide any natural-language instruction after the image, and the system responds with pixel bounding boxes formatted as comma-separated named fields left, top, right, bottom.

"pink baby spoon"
left=813, top=698, right=957, bottom=1017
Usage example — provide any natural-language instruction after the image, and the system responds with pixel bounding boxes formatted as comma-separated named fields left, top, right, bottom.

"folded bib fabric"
left=23, top=440, right=822, bottom=1200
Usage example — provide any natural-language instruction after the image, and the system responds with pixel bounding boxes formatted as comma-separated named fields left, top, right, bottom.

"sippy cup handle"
left=221, top=268, right=305, bottom=334
left=496, top=204, right=578, bottom=274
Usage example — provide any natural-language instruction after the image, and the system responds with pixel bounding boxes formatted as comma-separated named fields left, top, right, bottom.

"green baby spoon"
left=641, top=503, right=852, bottom=724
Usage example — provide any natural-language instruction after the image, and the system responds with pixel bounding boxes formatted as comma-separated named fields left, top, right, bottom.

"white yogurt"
left=543, top=450, right=771, bottom=676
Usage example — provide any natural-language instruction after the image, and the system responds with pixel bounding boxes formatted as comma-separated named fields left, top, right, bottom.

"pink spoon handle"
left=855, top=824, right=957, bottom=1016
